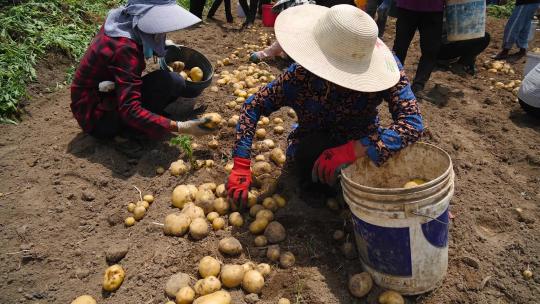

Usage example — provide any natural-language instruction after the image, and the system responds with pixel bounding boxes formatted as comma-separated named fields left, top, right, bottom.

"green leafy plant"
left=170, top=135, right=194, bottom=164
left=487, top=1, right=515, bottom=19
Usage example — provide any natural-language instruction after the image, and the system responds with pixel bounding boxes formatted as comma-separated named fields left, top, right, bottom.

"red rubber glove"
left=312, top=141, right=357, bottom=186
left=226, top=157, right=252, bottom=210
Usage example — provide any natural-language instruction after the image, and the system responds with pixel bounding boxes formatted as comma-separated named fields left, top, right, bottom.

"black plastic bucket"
left=160, top=45, right=214, bottom=98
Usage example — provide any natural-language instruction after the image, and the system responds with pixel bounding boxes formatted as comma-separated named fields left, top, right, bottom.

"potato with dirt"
left=220, top=264, right=245, bottom=288
left=264, top=221, right=286, bottom=243
left=249, top=218, right=269, bottom=235
left=176, top=286, right=195, bottom=304
left=348, top=272, right=373, bottom=298
left=181, top=202, right=205, bottom=220
left=201, top=113, right=222, bottom=129
left=279, top=251, right=295, bottom=268
left=242, top=270, right=265, bottom=294
left=170, top=160, right=189, bottom=176
left=71, top=295, right=97, bottom=304
left=190, top=217, right=209, bottom=240
left=163, top=213, right=191, bottom=236
left=165, top=272, right=192, bottom=298
left=256, top=263, right=271, bottom=277
left=218, top=237, right=243, bottom=256
left=378, top=290, right=404, bottom=304
left=229, top=212, right=244, bottom=227
left=195, top=189, right=216, bottom=214
left=102, top=264, right=125, bottom=291
left=267, top=245, right=280, bottom=262
left=199, top=256, right=221, bottom=278
left=193, top=290, right=231, bottom=304
left=172, top=185, right=196, bottom=208
left=194, top=276, right=222, bottom=295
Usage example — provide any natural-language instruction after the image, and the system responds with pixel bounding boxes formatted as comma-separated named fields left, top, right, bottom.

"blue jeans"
left=502, top=3, right=540, bottom=50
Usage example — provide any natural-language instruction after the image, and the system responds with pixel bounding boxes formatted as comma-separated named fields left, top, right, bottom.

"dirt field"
left=0, top=9, right=539, bottom=304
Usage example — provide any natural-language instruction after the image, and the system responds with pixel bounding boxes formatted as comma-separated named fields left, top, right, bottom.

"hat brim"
left=275, top=5, right=400, bottom=92
left=138, top=5, right=201, bottom=34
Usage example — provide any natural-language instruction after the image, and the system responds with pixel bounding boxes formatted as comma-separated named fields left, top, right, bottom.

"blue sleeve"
left=232, top=63, right=303, bottom=159
left=359, top=56, right=424, bottom=165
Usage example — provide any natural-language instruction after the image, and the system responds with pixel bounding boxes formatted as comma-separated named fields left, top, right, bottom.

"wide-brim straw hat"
left=137, top=2, right=201, bottom=34
left=275, top=4, right=400, bottom=92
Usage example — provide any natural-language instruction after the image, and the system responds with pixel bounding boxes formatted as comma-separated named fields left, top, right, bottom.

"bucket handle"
left=409, top=210, right=449, bottom=225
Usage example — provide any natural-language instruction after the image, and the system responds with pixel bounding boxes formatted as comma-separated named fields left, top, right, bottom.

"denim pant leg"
left=516, top=3, right=540, bottom=49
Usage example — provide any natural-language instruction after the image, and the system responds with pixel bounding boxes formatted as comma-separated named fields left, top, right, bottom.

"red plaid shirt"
left=70, top=27, right=171, bottom=139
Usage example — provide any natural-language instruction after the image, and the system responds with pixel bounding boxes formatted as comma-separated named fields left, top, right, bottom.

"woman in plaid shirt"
left=71, top=0, right=212, bottom=140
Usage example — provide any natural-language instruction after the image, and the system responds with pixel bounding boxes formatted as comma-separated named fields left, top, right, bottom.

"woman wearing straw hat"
left=226, top=4, right=424, bottom=206
left=71, top=0, right=214, bottom=144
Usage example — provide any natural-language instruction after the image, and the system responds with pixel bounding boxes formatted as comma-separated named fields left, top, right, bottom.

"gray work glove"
left=176, top=117, right=215, bottom=137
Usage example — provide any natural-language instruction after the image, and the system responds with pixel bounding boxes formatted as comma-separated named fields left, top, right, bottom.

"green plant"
left=0, top=0, right=120, bottom=123
left=487, top=1, right=515, bottom=18
left=170, top=135, right=194, bottom=164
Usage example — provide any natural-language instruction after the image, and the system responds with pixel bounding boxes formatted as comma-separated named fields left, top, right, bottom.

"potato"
left=333, top=230, right=345, bottom=241
left=190, top=67, right=204, bottom=82
left=270, top=148, right=286, bottom=165
left=215, top=185, right=227, bottom=198
left=137, top=200, right=150, bottom=209
left=194, top=276, right=221, bottom=295
left=165, top=272, right=192, bottom=298
left=264, top=221, right=286, bottom=243
left=267, top=245, right=280, bottom=262
left=523, top=269, right=533, bottom=279
left=181, top=203, right=206, bottom=221
left=176, top=286, right=195, bottom=304
left=242, top=262, right=256, bottom=273
left=156, top=166, right=165, bottom=174
left=202, top=113, right=222, bottom=129
left=273, top=126, right=285, bottom=134
left=142, top=195, right=154, bottom=204
left=71, top=295, right=97, bottom=304
left=190, top=218, right=209, bottom=240
left=124, top=217, right=135, bottom=227
left=273, top=194, right=287, bottom=208
left=273, top=117, right=284, bottom=124
left=262, top=139, right=275, bottom=149
left=249, top=204, right=265, bottom=217
left=260, top=117, right=270, bottom=125
left=212, top=217, right=225, bottom=230
left=220, top=264, right=245, bottom=288
left=255, top=154, right=266, bottom=162
left=164, top=213, right=191, bottom=236
left=199, top=183, right=217, bottom=192
left=199, top=256, right=221, bottom=278
left=242, top=270, right=265, bottom=294
left=102, top=264, right=125, bottom=292
left=248, top=190, right=259, bottom=207
left=278, top=298, right=291, bottom=304
left=172, top=185, right=196, bottom=209
left=249, top=218, right=269, bottom=235
left=287, top=108, right=296, bottom=118
left=326, top=198, right=339, bottom=211
left=403, top=178, right=426, bottom=189
left=133, top=206, right=146, bottom=220
left=229, top=212, right=244, bottom=227
left=256, top=263, right=271, bottom=277
left=255, top=128, right=267, bottom=139
left=254, top=235, right=268, bottom=247
left=207, top=211, right=219, bottom=222
left=127, top=202, right=136, bottom=212
left=252, top=161, right=272, bottom=176
left=227, top=116, right=239, bottom=127
left=279, top=251, right=295, bottom=269
left=193, top=290, right=231, bottom=304
left=256, top=208, right=274, bottom=221
left=218, top=237, right=243, bottom=256
left=208, top=139, right=219, bottom=149
left=262, top=197, right=278, bottom=211
left=378, top=290, right=404, bottom=304
left=194, top=189, right=215, bottom=214
left=170, top=160, right=189, bottom=176
left=348, top=272, right=373, bottom=298
left=171, top=61, right=185, bottom=72
left=341, top=242, right=358, bottom=259
left=213, top=198, right=229, bottom=215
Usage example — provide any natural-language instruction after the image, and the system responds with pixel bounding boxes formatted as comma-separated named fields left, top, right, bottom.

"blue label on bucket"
left=353, top=217, right=412, bottom=276
left=421, top=208, right=449, bottom=248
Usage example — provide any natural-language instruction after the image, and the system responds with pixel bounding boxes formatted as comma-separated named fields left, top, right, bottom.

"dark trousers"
left=519, top=99, right=540, bottom=118
left=207, top=0, right=234, bottom=22
left=393, top=8, right=443, bottom=90
left=438, top=33, right=491, bottom=67
left=240, top=0, right=259, bottom=24
left=190, top=0, right=206, bottom=19
left=91, top=70, right=185, bottom=139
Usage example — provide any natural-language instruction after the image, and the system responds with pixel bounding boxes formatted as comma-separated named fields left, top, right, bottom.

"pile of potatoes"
left=124, top=194, right=154, bottom=227
left=490, top=78, right=522, bottom=96
left=168, top=61, right=205, bottom=82
left=348, top=272, right=405, bottom=303
left=483, top=60, right=515, bottom=75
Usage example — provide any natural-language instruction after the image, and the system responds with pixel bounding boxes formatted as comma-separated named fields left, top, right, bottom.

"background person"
left=392, top=0, right=444, bottom=94
left=518, top=62, right=540, bottom=118
left=226, top=5, right=423, bottom=206
left=437, top=32, right=491, bottom=76
left=71, top=0, right=213, bottom=142
left=493, top=0, right=540, bottom=60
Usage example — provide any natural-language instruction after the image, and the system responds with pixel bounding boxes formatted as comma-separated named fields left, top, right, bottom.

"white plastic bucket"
left=341, top=143, right=454, bottom=295
left=445, top=0, right=486, bottom=41
left=525, top=52, right=540, bottom=76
